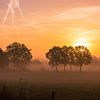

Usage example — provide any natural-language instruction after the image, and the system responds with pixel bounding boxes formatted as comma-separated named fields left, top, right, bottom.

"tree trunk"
left=80, top=66, right=82, bottom=72
left=64, top=65, right=66, bottom=72
left=55, top=66, right=58, bottom=72
left=70, top=65, right=72, bottom=72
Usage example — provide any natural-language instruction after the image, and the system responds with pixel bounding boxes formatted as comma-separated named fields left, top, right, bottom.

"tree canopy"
left=6, top=42, right=32, bottom=70
left=46, top=45, right=92, bottom=72
left=46, top=46, right=62, bottom=71
left=75, top=46, right=92, bottom=71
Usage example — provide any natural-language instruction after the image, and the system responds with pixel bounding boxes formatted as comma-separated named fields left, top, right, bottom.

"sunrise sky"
left=0, top=0, right=100, bottom=59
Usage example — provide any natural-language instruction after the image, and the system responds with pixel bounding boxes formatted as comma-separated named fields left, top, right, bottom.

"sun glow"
left=74, top=38, right=90, bottom=48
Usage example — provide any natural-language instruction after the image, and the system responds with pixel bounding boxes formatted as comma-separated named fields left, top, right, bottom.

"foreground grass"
left=0, top=83, right=100, bottom=100
left=0, top=71, right=100, bottom=100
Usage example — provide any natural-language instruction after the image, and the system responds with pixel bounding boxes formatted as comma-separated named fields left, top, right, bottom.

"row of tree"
left=0, top=42, right=92, bottom=72
left=0, top=42, right=32, bottom=70
left=46, top=46, right=92, bottom=72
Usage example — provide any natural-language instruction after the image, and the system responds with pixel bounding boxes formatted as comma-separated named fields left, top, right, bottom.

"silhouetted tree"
left=67, top=46, right=75, bottom=72
left=0, top=48, right=9, bottom=69
left=6, top=42, right=32, bottom=70
left=61, top=46, right=69, bottom=72
left=32, top=59, right=42, bottom=65
left=46, top=45, right=92, bottom=72
left=46, top=46, right=62, bottom=72
left=75, top=46, right=92, bottom=72
left=61, top=46, right=75, bottom=72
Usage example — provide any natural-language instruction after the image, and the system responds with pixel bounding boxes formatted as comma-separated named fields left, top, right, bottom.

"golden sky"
left=0, top=0, right=100, bottom=59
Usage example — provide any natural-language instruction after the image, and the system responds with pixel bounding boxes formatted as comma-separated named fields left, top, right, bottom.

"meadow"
left=0, top=71, right=100, bottom=100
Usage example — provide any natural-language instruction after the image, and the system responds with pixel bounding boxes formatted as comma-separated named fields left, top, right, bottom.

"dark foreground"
left=0, top=71, right=100, bottom=100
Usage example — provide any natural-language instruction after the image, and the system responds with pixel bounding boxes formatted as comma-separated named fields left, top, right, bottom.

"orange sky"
left=0, top=0, right=100, bottom=59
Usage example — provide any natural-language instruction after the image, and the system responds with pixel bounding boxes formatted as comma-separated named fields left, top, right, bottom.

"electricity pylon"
left=2, top=0, right=25, bottom=24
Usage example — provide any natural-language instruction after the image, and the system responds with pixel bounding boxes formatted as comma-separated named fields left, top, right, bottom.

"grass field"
left=0, top=71, right=100, bottom=100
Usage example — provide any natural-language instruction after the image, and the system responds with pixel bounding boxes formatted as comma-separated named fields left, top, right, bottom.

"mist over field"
left=0, top=45, right=99, bottom=100
left=28, top=59, right=100, bottom=72
left=0, top=62, right=100, bottom=85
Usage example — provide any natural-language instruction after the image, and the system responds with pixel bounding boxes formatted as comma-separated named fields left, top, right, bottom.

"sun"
left=74, top=38, right=90, bottom=48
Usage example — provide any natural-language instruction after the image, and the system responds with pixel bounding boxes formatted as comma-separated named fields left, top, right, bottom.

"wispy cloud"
left=55, top=6, right=100, bottom=20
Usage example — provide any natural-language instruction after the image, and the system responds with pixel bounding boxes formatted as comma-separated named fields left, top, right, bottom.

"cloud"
left=24, top=6, right=100, bottom=27
left=55, top=6, right=100, bottom=20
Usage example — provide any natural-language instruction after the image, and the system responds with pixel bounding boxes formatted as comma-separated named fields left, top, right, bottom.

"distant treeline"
left=92, top=56, right=100, bottom=65
left=0, top=42, right=93, bottom=72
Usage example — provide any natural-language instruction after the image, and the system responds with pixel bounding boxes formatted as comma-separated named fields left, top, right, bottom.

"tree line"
left=0, top=42, right=92, bottom=72
left=46, top=46, right=92, bottom=72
